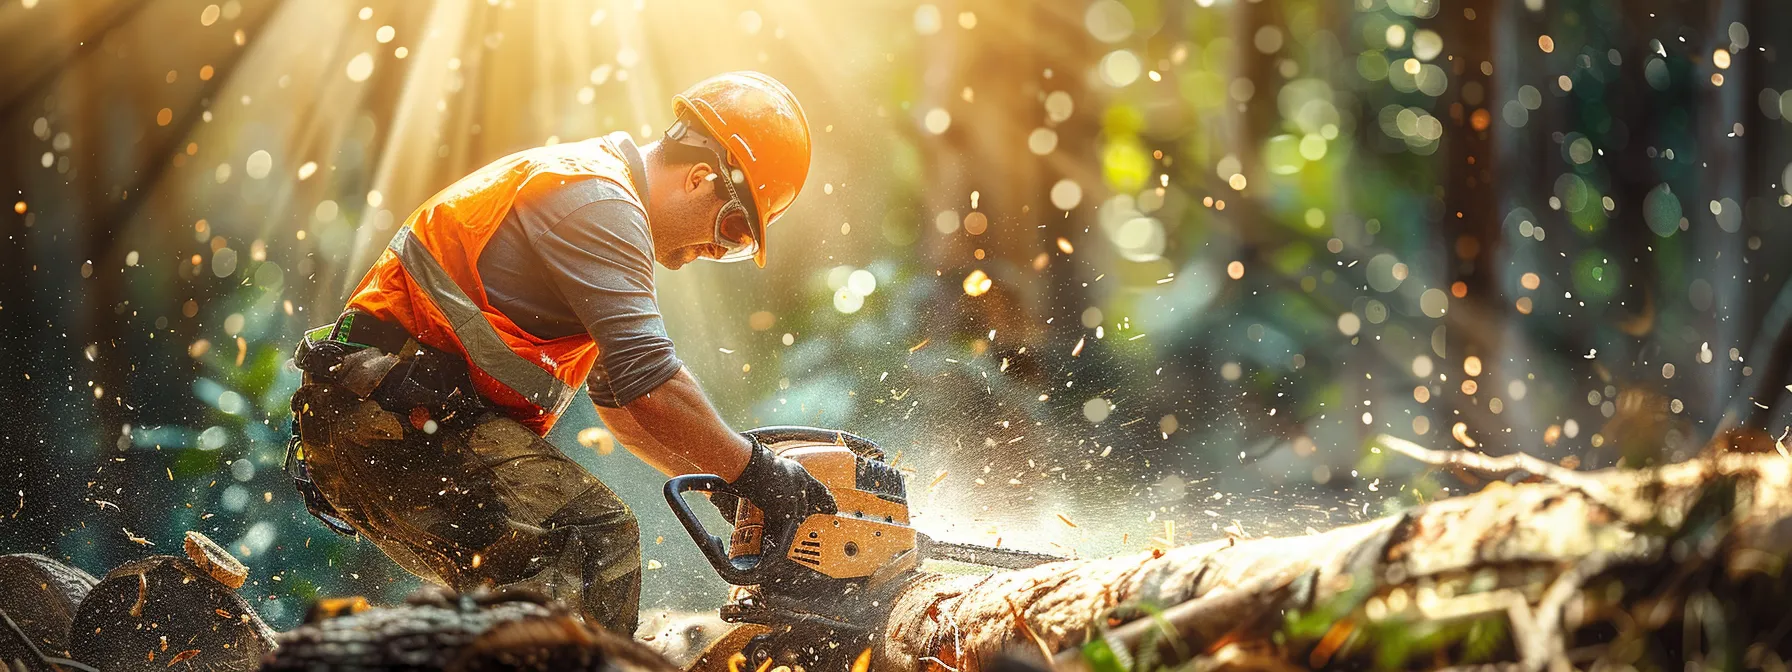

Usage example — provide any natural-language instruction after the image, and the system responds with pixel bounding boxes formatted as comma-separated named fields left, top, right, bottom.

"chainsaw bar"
left=917, top=534, right=1066, bottom=570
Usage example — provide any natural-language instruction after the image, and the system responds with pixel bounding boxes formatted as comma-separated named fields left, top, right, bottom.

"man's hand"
left=727, top=439, right=837, bottom=548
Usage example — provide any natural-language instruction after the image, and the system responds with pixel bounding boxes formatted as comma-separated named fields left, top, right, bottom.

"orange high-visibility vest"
left=343, top=135, right=646, bottom=435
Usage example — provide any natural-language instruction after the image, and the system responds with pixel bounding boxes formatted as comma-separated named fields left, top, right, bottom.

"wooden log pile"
left=0, top=532, right=276, bottom=672
left=0, top=538, right=679, bottom=671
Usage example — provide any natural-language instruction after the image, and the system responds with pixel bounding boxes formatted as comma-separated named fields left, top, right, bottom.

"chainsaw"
left=664, top=426, right=1064, bottom=671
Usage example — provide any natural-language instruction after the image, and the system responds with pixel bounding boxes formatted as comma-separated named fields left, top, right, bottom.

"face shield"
left=666, top=119, right=761, bottom=264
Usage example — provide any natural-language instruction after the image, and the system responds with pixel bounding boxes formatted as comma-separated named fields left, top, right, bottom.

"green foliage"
left=1572, top=250, right=1621, bottom=301
left=1283, top=568, right=1375, bottom=641
left=171, top=446, right=222, bottom=479
left=1079, top=638, right=1127, bottom=672
left=1103, top=136, right=1152, bottom=193
left=1364, top=615, right=1512, bottom=670
left=1459, top=616, right=1508, bottom=664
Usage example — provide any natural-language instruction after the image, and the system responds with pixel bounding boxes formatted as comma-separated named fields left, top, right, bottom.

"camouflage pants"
left=291, top=377, right=641, bottom=634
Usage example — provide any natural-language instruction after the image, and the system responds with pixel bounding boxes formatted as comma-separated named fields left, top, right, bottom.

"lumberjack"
left=286, top=72, right=835, bottom=635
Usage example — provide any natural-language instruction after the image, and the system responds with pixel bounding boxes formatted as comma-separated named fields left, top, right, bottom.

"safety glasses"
left=668, top=119, right=761, bottom=264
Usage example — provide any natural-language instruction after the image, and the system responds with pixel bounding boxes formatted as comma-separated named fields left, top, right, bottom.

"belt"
left=302, top=310, right=415, bottom=354
left=296, top=312, right=488, bottom=423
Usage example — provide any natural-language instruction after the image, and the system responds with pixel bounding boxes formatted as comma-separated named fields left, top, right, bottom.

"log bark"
left=872, top=447, right=1792, bottom=671
left=263, top=588, right=678, bottom=672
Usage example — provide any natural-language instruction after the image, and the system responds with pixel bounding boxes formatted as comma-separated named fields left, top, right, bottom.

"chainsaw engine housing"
left=748, top=442, right=915, bottom=580
left=663, top=427, right=918, bottom=590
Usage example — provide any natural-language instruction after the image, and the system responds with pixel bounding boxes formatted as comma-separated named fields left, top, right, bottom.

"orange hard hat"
left=673, top=71, right=812, bottom=267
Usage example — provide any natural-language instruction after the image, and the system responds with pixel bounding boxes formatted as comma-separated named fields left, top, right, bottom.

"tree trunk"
left=871, top=446, right=1792, bottom=671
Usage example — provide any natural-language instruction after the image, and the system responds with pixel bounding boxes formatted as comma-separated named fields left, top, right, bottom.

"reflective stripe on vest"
left=388, top=227, right=577, bottom=416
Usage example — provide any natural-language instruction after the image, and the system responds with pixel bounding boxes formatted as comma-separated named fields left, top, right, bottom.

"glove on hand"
left=709, top=489, right=743, bottom=525
left=726, top=438, right=838, bottom=550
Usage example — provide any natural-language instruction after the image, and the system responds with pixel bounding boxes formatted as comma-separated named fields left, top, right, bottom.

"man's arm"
left=521, top=182, right=820, bottom=522
left=593, top=367, right=751, bottom=480
left=599, top=366, right=836, bottom=546
left=517, top=187, right=749, bottom=477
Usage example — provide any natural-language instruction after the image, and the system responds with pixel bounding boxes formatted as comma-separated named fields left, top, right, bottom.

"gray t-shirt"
left=476, top=169, right=681, bottom=408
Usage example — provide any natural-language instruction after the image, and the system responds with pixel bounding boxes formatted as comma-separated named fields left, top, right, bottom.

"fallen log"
left=263, top=588, right=679, bottom=671
left=873, top=443, right=1792, bottom=671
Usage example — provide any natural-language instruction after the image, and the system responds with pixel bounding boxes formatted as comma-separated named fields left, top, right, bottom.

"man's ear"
left=685, top=162, right=718, bottom=194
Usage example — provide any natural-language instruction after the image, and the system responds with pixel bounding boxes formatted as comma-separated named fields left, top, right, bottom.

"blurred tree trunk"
left=0, top=1, right=154, bottom=557
left=1736, top=0, right=1792, bottom=433
left=913, top=2, right=1098, bottom=342
left=74, top=0, right=283, bottom=564
left=873, top=450, right=1792, bottom=671
left=1224, top=0, right=1279, bottom=249
left=1713, top=0, right=1790, bottom=435
left=0, top=0, right=144, bottom=114
left=1579, top=0, right=1708, bottom=466
left=900, top=1, right=1104, bottom=474
left=1686, top=0, right=1751, bottom=436
left=73, top=21, right=135, bottom=567
left=0, top=95, right=64, bottom=555
left=1433, top=0, right=1507, bottom=451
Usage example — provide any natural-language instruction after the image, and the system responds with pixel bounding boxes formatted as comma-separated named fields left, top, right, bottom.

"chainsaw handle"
left=663, top=475, right=769, bottom=586
left=742, top=425, right=884, bottom=461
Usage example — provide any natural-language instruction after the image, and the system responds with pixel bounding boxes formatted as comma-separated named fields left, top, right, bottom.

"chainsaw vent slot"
left=855, top=457, right=908, bottom=504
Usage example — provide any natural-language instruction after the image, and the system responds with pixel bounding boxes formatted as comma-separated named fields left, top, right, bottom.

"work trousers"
left=291, top=376, right=641, bottom=634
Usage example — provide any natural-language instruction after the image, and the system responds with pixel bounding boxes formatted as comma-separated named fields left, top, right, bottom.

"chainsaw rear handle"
left=664, top=474, right=773, bottom=586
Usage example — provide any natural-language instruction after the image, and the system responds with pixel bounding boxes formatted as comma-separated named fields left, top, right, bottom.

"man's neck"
left=637, top=139, right=663, bottom=173
left=615, top=136, right=654, bottom=212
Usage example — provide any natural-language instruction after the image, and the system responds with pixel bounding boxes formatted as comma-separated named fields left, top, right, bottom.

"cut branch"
left=1372, top=434, right=1610, bottom=498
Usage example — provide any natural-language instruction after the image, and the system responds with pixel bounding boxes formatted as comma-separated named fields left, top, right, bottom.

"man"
left=286, top=72, right=835, bottom=635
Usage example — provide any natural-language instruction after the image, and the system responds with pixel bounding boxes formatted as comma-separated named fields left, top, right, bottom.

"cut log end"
left=67, top=555, right=276, bottom=671
left=182, top=530, right=247, bottom=590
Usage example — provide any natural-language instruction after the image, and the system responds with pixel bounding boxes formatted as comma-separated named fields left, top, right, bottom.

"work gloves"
left=725, top=437, right=837, bottom=550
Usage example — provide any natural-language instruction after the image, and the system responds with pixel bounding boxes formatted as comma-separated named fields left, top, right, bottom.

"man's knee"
left=548, top=485, right=639, bottom=543
left=557, top=500, right=640, bottom=589
left=567, top=505, right=640, bottom=563
left=605, top=505, right=640, bottom=542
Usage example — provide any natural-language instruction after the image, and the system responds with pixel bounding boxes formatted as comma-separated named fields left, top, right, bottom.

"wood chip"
left=167, top=649, right=200, bottom=667
left=184, top=531, right=247, bottom=589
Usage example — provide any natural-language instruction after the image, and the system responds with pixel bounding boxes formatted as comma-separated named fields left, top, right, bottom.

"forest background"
left=2, top=0, right=1790, bottom=631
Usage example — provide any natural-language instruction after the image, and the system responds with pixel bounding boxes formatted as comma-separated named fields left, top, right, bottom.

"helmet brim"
left=675, top=94, right=777, bottom=268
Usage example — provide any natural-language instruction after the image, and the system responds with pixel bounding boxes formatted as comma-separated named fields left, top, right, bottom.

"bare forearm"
left=595, top=368, right=751, bottom=480
left=593, top=405, right=700, bottom=476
